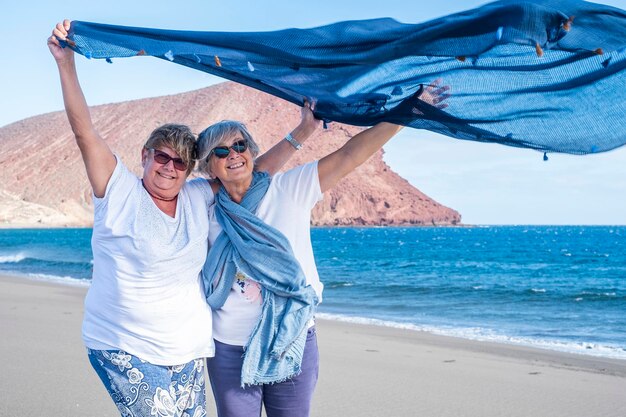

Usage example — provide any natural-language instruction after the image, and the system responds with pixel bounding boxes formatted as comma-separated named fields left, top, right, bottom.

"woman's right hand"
left=48, top=20, right=74, bottom=63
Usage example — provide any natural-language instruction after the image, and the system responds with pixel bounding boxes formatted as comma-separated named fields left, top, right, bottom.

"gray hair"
left=195, top=120, right=260, bottom=176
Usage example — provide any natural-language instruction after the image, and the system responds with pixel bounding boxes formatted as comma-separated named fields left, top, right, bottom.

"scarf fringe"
left=241, top=325, right=308, bottom=387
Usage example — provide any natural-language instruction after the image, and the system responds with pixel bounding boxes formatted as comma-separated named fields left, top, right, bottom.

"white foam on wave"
left=25, top=273, right=91, bottom=288
left=580, top=291, right=617, bottom=297
left=0, top=253, right=27, bottom=263
left=333, top=282, right=353, bottom=287
left=315, top=313, right=626, bottom=360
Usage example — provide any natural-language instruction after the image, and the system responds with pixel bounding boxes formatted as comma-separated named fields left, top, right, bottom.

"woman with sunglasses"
left=196, top=82, right=449, bottom=417
left=48, top=20, right=318, bottom=417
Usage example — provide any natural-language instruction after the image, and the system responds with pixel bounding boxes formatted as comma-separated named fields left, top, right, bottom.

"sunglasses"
left=149, top=148, right=188, bottom=171
left=210, top=140, right=249, bottom=159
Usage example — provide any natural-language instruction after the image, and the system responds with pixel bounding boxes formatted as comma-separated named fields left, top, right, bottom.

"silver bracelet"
left=284, top=133, right=302, bottom=150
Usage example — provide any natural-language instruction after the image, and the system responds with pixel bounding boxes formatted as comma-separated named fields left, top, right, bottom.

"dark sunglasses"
left=149, top=148, right=188, bottom=171
left=211, top=140, right=248, bottom=159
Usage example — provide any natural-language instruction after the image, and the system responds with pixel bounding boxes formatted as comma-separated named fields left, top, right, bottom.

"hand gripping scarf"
left=201, top=171, right=318, bottom=386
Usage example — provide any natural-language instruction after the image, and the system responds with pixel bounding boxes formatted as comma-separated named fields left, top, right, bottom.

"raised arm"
left=318, top=81, right=450, bottom=193
left=48, top=20, right=116, bottom=198
left=255, top=101, right=321, bottom=175
left=317, top=123, right=401, bottom=193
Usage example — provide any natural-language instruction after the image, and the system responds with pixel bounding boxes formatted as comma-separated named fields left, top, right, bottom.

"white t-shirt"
left=82, top=157, right=215, bottom=365
left=208, top=161, right=324, bottom=345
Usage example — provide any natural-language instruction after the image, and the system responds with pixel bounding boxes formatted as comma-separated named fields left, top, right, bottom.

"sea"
left=1, top=226, right=625, bottom=360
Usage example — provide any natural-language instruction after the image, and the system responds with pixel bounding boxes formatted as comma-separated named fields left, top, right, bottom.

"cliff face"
left=0, top=82, right=460, bottom=227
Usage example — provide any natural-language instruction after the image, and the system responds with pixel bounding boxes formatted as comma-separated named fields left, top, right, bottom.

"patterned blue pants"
left=87, top=349, right=206, bottom=417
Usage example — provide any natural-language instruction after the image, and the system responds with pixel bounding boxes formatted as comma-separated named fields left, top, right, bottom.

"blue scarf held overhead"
left=65, top=0, right=626, bottom=155
left=201, top=171, right=318, bottom=387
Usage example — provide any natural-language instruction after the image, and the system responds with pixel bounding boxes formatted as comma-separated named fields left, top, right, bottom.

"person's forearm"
left=340, top=122, right=403, bottom=168
left=255, top=123, right=317, bottom=175
left=57, top=58, right=98, bottom=146
left=56, top=56, right=115, bottom=197
left=317, top=122, right=403, bottom=193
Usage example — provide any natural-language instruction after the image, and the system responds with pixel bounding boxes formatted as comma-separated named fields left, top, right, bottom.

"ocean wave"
left=0, top=253, right=27, bottom=263
left=0, top=253, right=92, bottom=268
left=580, top=291, right=617, bottom=296
left=315, top=313, right=626, bottom=360
left=26, top=273, right=91, bottom=287
left=326, top=281, right=354, bottom=288
left=572, top=291, right=622, bottom=301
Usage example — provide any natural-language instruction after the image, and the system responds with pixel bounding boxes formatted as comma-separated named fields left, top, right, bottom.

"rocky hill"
left=0, top=82, right=460, bottom=227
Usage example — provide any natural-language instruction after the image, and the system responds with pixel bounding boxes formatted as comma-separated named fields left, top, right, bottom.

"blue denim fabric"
left=87, top=349, right=206, bottom=417
left=207, top=327, right=319, bottom=417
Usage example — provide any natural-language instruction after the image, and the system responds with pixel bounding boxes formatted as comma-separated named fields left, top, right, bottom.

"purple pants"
left=207, top=326, right=319, bottom=417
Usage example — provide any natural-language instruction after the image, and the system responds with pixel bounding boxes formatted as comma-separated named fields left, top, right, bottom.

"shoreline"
left=4, top=271, right=626, bottom=362
left=316, top=312, right=626, bottom=362
left=2, top=273, right=626, bottom=417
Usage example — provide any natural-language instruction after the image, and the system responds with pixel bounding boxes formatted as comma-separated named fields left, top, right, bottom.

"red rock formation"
left=0, top=82, right=461, bottom=227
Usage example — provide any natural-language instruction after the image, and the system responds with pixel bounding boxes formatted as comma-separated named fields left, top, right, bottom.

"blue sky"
left=3, top=0, right=626, bottom=224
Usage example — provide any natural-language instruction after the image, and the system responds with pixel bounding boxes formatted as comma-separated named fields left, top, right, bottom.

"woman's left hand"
left=418, top=79, right=450, bottom=110
left=298, top=99, right=322, bottom=137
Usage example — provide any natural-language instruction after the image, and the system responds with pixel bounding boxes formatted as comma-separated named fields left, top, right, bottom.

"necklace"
left=141, top=180, right=178, bottom=202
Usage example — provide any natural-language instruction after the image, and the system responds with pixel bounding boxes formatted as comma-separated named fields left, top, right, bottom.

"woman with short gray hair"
left=197, top=82, right=449, bottom=417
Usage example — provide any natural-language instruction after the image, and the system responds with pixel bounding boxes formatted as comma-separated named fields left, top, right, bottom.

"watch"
left=284, top=133, right=302, bottom=150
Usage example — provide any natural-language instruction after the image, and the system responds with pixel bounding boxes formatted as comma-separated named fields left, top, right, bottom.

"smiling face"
left=196, top=120, right=260, bottom=183
left=139, top=123, right=196, bottom=201
left=141, top=146, right=188, bottom=200
left=208, top=134, right=255, bottom=187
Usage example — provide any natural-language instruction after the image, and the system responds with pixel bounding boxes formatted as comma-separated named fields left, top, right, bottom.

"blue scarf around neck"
left=202, top=170, right=318, bottom=386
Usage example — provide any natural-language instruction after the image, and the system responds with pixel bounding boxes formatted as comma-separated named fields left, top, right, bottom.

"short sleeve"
left=185, top=178, right=215, bottom=207
left=93, top=155, right=137, bottom=214
left=271, top=161, right=323, bottom=210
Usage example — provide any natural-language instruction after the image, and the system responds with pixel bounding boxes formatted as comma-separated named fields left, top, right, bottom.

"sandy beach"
left=2, top=274, right=625, bottom=417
